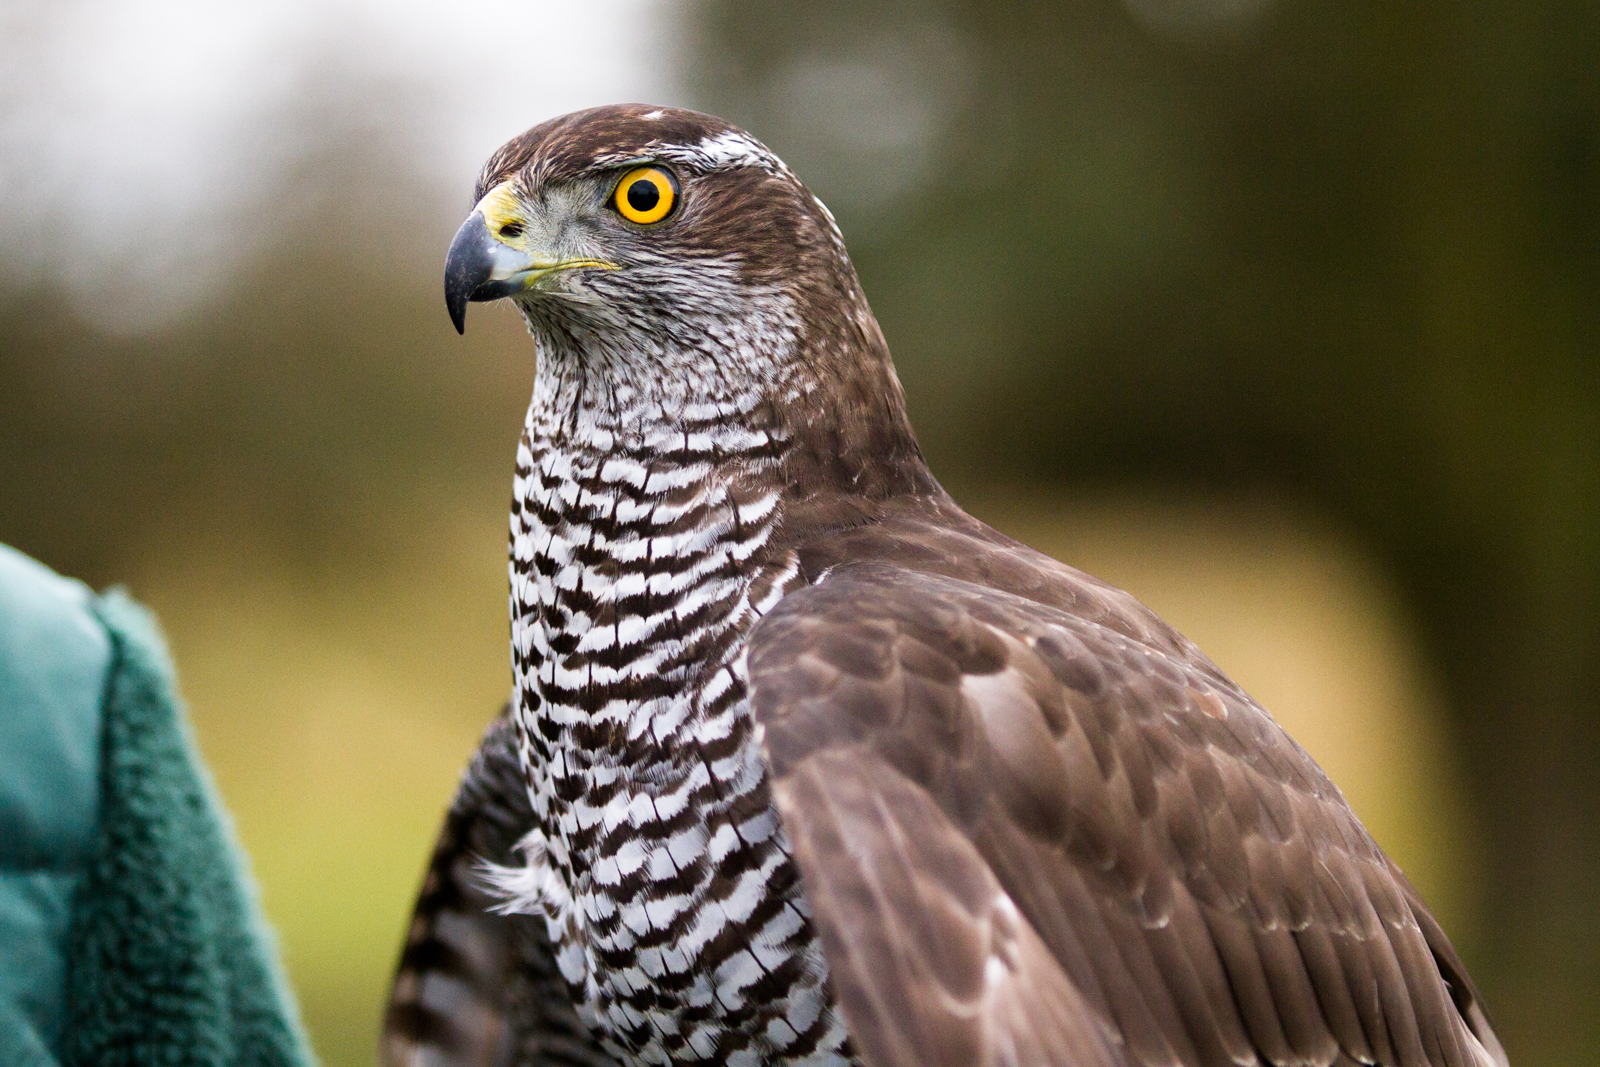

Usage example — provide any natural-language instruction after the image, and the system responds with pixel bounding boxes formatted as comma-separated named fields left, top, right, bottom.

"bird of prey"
left=384, top=104, right=1507, bottom=1067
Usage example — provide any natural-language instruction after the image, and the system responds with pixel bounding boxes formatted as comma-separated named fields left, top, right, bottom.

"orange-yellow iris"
left=613, top=167, right=676, bottom=224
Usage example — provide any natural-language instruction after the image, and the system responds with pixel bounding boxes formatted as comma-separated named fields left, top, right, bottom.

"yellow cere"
left=613, top=167, right=675, bottom=224
left=476, top=182, right=526, bottom=242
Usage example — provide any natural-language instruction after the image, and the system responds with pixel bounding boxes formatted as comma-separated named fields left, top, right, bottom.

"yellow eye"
left=612, top=166, right=676, bottom=224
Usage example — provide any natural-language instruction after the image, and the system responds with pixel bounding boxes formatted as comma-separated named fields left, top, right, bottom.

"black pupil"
left=627, top=178, right=661, bottom=213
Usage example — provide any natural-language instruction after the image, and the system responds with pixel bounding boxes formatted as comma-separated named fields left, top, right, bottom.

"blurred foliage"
left=0, top=0, right=1595, bottom=1063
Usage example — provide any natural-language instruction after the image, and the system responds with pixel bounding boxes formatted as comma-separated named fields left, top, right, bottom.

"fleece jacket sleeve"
left=59, top=589, right=315, bottom=1067
left=0, top=543, right=314, bottom=1067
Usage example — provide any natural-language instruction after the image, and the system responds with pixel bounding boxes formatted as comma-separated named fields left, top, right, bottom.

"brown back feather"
left=747, top=537, right=1507, bottom=1067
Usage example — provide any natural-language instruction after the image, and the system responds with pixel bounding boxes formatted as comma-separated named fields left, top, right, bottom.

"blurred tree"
left=688, top=1, right=1598, bottom=1063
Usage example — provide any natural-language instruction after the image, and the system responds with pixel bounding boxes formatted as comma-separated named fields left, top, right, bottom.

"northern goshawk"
left=383, top=104, right=1507, bottom=1067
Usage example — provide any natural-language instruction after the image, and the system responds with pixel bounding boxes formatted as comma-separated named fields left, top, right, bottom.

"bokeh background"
left=2, top=0, right=1595, bottom=1063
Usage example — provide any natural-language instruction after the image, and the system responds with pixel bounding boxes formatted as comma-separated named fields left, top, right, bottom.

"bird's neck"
left=508, top=345, right=802, bottom=787
left=522, top=324, right=934, bottom=508
left=508, top=325, right=936, bottom=756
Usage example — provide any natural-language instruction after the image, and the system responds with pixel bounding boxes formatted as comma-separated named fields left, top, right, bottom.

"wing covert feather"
left=748, top=562, right=1505, bottom=1067
left=773, top=747, right=1130, bottom=1067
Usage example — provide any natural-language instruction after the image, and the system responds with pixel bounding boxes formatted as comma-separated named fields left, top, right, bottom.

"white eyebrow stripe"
left=681, top=131, right=782, bottom=171
left=589, top=132, right=791, bottom=177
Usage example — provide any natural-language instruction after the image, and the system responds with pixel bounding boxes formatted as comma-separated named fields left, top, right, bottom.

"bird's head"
left=446, top=104, right=926, bottom=486
left=448, top=105, right=880, bottom=380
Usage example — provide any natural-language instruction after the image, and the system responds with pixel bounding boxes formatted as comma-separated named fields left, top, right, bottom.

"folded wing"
left=747, top=562, right=1507, bottom=1067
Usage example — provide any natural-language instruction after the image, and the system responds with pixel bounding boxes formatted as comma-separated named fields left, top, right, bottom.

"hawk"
left=383, top=105, right=1507, bottom=1067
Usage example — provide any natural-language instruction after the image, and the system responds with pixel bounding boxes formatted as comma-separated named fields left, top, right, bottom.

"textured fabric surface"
left=60, top=590, right=315, bottom=1067
left=0, top=544, right=314, bottom=1067
left=0, top=545, right=110, bottom=1062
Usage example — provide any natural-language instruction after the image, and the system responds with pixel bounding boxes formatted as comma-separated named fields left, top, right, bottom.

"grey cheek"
left=569, top=216, right=625, bottom=260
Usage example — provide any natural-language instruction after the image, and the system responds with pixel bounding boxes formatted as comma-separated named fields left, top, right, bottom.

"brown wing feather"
left=382, top=705, right=617, bottom=1067
left=774, top=746, right=1130, bottom=1067
left=747, top=560, right=1506, bottom=1067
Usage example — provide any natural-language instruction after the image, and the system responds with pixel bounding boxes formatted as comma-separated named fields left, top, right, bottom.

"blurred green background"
left=1, top=0, right=1595, bottom=1063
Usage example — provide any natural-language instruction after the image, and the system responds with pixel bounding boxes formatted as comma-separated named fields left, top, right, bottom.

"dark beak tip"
left=444, top=211, right=494, bottom=337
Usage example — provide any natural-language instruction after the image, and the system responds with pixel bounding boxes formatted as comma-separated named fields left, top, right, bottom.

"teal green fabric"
left=0, top=545, right=314, bottom=1066
left=0, top=545, right=108, bottom=1065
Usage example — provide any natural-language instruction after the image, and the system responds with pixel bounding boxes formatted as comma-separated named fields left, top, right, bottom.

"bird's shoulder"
left=779, top=491, right=1217, bottom=668
left=744, top=497, right=1505, bottom=1067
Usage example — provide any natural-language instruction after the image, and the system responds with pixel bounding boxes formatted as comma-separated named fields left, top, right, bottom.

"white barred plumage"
left=491, top=252, right=855, bottom=1065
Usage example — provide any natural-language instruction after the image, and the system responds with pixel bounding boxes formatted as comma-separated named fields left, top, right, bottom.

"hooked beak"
left=443, top=211, right=616, bottom=334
